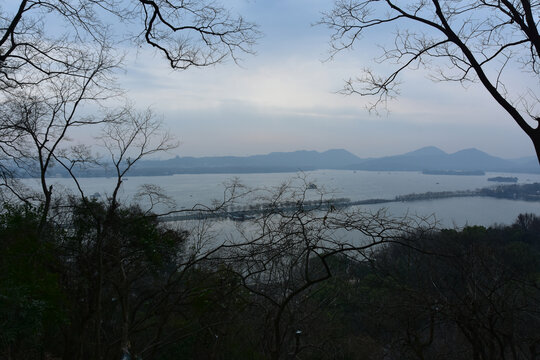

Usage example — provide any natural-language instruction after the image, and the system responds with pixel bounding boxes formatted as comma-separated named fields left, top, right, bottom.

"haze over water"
left=25, top=170, right=540, bottom=228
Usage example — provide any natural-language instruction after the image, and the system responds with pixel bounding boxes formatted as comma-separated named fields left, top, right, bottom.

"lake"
left=23, top=170, right=540, bottom=228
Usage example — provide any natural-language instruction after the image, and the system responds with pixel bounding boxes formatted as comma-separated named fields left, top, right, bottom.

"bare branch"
left=320, top=0, right=540, bottom=162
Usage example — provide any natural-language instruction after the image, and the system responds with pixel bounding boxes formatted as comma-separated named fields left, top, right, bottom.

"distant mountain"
left=51, top=147, right=538, bottom=177
left=404, top=146, right=448, bottom=157
left=133, top=149, right=363, bottom=175
left=348, top=147, right=538, bottom=173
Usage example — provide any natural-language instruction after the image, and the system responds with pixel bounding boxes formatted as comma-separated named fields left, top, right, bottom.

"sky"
left=116, top=0, right=536, bottom=159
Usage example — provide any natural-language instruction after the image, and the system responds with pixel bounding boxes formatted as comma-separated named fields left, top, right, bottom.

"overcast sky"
left=118, top=0, right=536, bottom=159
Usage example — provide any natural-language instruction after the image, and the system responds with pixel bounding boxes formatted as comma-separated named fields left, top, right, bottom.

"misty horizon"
left=151, top=146, right=538, bottom=161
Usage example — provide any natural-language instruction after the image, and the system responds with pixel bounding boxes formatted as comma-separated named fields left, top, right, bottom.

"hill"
left=43, top=147, right=539, bottom=177
left=347, top=146, right=529, bottom=172
left=132, top=149, right=363, bottom=175
left=126, top=147, right=538, bottom=175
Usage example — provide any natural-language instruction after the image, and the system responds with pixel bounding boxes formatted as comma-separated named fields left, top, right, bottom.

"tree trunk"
left=531, top=131, right=540, bottom=166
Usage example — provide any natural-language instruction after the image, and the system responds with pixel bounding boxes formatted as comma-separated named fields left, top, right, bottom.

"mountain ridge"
left=126, top=146, right=538, bottom=176
left=40, top=147, right=537, bottom=178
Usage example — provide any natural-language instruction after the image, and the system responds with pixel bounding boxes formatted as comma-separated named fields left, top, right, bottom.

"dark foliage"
left=1, top=204, right=539, bottom=359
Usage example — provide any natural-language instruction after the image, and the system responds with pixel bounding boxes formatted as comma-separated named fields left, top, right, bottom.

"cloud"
left=121, top=48, right=368, bottom=114
left=112, top=0, right=537, bottom=160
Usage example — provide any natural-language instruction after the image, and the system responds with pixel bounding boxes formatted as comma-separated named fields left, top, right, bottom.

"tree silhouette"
left=0, top=1, right=258, bottom=91
left=320, top=0, right=540, bottom=163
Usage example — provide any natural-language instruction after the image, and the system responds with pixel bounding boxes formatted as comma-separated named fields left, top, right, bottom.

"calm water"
left=23, top=170, right=540, bottom=228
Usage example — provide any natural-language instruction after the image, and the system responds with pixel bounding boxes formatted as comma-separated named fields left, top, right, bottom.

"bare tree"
left=0, top=0, right=259, bottom=213
left=48, top=105, right=180, bottom=360
left=320, top=0, right=540, bottom=163
left=212, top=179, right=435, bottom=359
left=134, top=0, right=259, bottom=69
left=0, top=0, right=259, bottom=232
left=0, top=1, right=111, bottom=92
left=0, top=0, right=258, bottom=92
left=0, top=2, right=260, bottom=359
left=0, top=46, right=120, bottom=229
